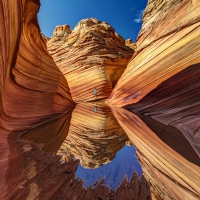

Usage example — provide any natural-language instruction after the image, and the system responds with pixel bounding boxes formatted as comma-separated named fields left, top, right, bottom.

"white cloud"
left=133, top=18, right=142, bottom=23
left=133, top=9, right=144, bottom=23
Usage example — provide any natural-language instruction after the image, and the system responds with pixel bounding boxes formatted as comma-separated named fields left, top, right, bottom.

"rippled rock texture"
left=47, top=18, right=134, bottom=102
left=0, top=0, right=73, bottom=131
left=108, top=0, right=200, bottom=107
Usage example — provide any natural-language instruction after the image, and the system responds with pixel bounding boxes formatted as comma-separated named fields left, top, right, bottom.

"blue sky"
left=38, top=0, right=148, bottom=42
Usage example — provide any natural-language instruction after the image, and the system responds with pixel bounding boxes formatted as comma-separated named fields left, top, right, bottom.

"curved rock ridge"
left=111, top=107, right=200, bottom=200
left=127, top=64, right=200, bottom=157
left=58, top=103, right=128, bottom=168
left=0, top=0, right=74, bottom=131
left=47, top=18, right=134, bottom=102
left=107, top=0, right=200, bottom=107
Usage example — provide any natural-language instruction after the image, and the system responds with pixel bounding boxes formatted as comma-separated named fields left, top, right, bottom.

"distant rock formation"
left=125, top=39, right=137, bottom=50
left=47, top=18, right=134, bottom=102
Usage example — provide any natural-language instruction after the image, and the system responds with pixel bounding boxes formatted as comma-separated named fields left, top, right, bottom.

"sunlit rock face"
left=108, top=0, right=200, bottom=107
left=112, top=107, right=200, bottom=200
left=58, top=103, right=128, bottom=168
left=47, top=18, right=134, bottom=102
left=0, top=0, right=74, bottom=131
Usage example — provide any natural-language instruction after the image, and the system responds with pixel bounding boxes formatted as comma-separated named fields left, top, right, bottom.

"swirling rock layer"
left=47, top=18, right=134, bottom=102
left=0, top=0, right=73, bottom=131
left=108, top=0, right=200, bottom=107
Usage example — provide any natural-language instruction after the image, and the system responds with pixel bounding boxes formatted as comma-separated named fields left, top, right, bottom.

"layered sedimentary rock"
left=47, top=18, right=134, bottom=102
left=108, top=0, right=200, bottom=107
left=112, top=107, right=200, bottom=200
left=0, top=0, right=73, bottom=131
left=128, top=65, right=200, bottom=157
left=58, top=103, right=128, bottom=168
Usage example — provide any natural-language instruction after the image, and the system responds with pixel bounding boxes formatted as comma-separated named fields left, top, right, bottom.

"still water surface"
left=21, top=102, right=142, bottom=189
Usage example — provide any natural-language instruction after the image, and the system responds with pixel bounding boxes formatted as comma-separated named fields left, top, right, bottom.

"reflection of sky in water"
left=75, top=145, right=142, bottom=190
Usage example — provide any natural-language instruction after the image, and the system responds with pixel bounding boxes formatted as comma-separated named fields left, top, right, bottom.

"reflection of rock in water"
left=0, top=129, right=150, bottom=200
left=128, top=64, right=200, bottom=158
left=21, top=106, right=74, bottom=157
left=58, top=103, right=128, bottom=168
left=112, top=107, right=200, bottom=200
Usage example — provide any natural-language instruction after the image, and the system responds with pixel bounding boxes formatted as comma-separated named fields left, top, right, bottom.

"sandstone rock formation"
left=47, top=18, right=134, bottom=102
left=111, top=107, right=200, bottom=200
left=0, top=0, right=74, bottom=131
left=58, top=103, right=128, bottom=168
left=108, top=0, right=200, bottom=107
left=0, top=1, right=74, bottom=199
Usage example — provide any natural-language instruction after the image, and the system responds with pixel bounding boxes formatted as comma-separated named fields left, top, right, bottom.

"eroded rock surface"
left=1, top=0, right=200, bottom=199
left=47, top=18, right=134, bottom=102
